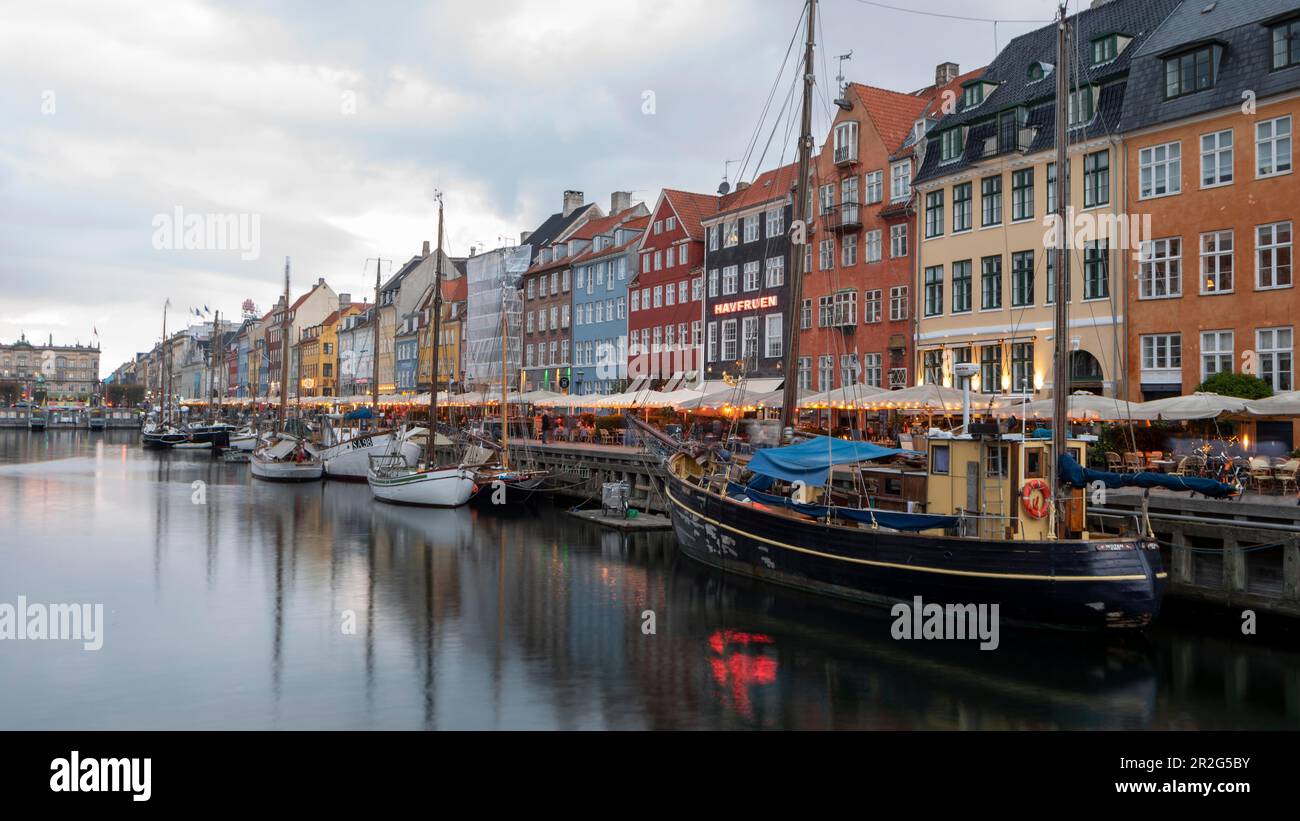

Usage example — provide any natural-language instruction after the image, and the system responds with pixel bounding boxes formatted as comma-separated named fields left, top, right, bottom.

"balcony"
left=822, top=202, right=863, bottom=232
left=833, top=143, right=858, bottom=167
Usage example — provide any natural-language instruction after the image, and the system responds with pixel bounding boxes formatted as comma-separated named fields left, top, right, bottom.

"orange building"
left=1117, top=0, right=1297, bottom=449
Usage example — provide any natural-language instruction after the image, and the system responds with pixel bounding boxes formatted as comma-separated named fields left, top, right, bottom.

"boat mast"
left=1051, top=2, right=1072, bottom=539
left=428, top=191, right=445, bottom=464
left=160, top=299, right=170, bottom=427
left=278, top=257, right=291, bottom=435
left=372, top=256, right=382, bottom=412
left=780, top=0, right=816, bottom=438
left=208, top=309, right=219, bottom=424
left=500, top=307, right=509, bottom=469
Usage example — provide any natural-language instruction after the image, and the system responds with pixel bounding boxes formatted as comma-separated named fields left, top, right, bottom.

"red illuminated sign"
left=713, top=295, right=777, bottom=316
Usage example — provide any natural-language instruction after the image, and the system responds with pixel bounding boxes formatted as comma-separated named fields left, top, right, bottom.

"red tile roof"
left=661, top=189, right=720, bottom=241
left=568, top=206, right=645, bottom=240
left=847, top=83, right=931, bottom=155
left=442, top=277, right=467, bottom=303
left=711, top=162, right=798, bottom=219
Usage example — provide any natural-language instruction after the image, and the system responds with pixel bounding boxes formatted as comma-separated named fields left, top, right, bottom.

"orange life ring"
left=1021, top=479, right=1051, bottom=519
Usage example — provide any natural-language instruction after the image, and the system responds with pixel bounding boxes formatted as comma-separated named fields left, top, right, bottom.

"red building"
left=800, top=64, right=979, bottom=395
left=628, top=188, right=718, bottom=389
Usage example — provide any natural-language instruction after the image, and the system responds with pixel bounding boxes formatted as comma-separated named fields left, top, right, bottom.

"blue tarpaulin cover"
left=1058, top=454, right=1237, bottom=499
left=746, top=436, right=915, bottom=486
left=344, top=407, right=376, bottom=420
left=727, top=482, right=960, bottom=532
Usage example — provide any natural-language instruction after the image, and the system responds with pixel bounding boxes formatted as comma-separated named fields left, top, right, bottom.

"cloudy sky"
left=0, top=0, right=1059, bottom=373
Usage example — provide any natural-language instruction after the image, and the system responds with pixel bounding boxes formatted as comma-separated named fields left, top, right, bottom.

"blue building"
left=571, top=213, right=648, bottom=396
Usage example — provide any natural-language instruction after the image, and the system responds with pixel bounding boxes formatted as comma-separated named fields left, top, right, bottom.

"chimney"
left=469, top=246, right=477, bottom=257
left=317, top=277, right=325, bottom=286
left=562, top=190, right=584, bottom=217
left=339, top=293, right=351, bottom=309
left=422, top=240, right=431, bottom=256
left=935, top=62, right=960, bottom=87
left=520, top=230, right=532, bottom=245
left=610, top=191, right=632, bottom=214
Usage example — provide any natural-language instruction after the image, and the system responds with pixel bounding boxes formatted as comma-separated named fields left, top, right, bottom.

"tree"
left=1196, top=371, right=1273, bottom=400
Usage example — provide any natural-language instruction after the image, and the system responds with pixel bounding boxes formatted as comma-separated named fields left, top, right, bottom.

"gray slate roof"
left=916, top=0, right=1183, bottom=184
left=1118, top=0, right=1300, bottom=132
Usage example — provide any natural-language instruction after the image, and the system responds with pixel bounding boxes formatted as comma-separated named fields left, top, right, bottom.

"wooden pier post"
left=1285, top=538, right=1300, bottom=601
left=1170, top=528, right=1193, bottom=586
left=1223, top=533, right=1247, bottom=593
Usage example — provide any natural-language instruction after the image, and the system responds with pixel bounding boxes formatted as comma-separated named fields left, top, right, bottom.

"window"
left=979, top=345, right=1003, bottom=394
left=1138, top=237, right=1180, bottom=298
left=824, top=290, right=857, bottom=327
left=940, top=129, right=963, bottom=163
left=1011, top=168, right=1034, bottom=221
left=664, top=282, right=675, bottom=305
left=865, top=230, right=881, bottom=263
left=889, top=286, right=908, bottom=321
left=1139, top=142, right=1181, bottom=198
left=890, top=224, right=908, bottom=258
left=864, top=353, right=883, bottom=387
left=1201, top=330, right=1233, bottom=381
left=1092, top=35, right=1117, bottom=65
left=962, top=83, right=984, bottom=109
left=765, top=314, right=782, bottom=359
left=708, top=269, right=719, bottom=297
left=1068, top=87, right=1094, bottom=126
left=665, top=216, right=676, bottom=231
left=1046, top=162, right=1059, bottom=212
left=798, top=357, right=812, bottom=390
left=693, top=321, right=701, bottom=346
left=766, top=208, right=784, bottom=237
left=678, top=245, right=688, bottom=266
left=840, top=354, right=861, bottom=386
left=720, top=320, right=738, bottom=361
left=891, top=161, right=911, bottom=201
left=952, top=182, right=972, bottom=232
left=743, top=215, right=759, bottom=243
left=1011, top=250, right=1034, bottom=307
left=818, top=355, right=834, bottom=391
left=1200, top=129, right=1233, bottom=187
left=678, top=280, right=687, bottom=303
left=931, top=444, right=950, bottom=475
left=708, top=225, right=719, bottom=251
left=925, top=190, right=944, bottom=238
left=863, top=289, right=882, bottom=324
left=741, top=317, right=758, bottom=359
left=562, top=304, right=570, bottom=327
left=819, top=239, right=835, bottom=270
left=562, top=270, right=571, bottom=292
left=766, top=256, right=785, bottom=288
left=841, top=234, right=858, bottom=267
left=981, top=176, right=1002, bottom=226
left=819, top=184, right=836, bottom=215
left=743, top=261, right=761, bottom=292
left=722, top=265, right=738, bottom=294
left=653, top=251, right=662, bottom=271
left=706, top=322, right=717, bottom=362
left=865, top=171, right=883, bottom=204
left=651, top=326, right=661, bottom=352
left=980, top=256, right=1002, bottom=310
left=833, top=120, right=858, bottom=163
left=924, top=266, right=944, bottom=317
left=952, top=260, right=972, bottom=314
left=1257, top=222, right=1293, bottom=289
left=1010, top=343, right=1034, bottom=394
left=653, top=285, right=663, bottom=307
left=1274, top=18, right=1300, bottom=69
left=1084, top=240, right=1111, bottom=300
left=1083, top=150, right=1109, bottom=207
left=527, top=279, right=536, bottom=299
left=1256, top=116, right=1292, bottom=177
left=800, top=298, right=812, bottom=330
left=1164, top=45, right=1218, bottom=99
left=1141, top=333, right=1182, bottom=371
left=693, top=276, right=703, bottom=301
left=1200, top=230, right=1234, bottom=294
left=922, top=350, right=944, bottom=385
left=1258, top=327, right=1294, bottom=392
left=642, top=254, right=651, bottom=274
left=617, top=298, right=625, bottom=319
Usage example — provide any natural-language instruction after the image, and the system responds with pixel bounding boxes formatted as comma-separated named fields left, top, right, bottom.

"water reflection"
left=0, top=430, right=1297, bottom=730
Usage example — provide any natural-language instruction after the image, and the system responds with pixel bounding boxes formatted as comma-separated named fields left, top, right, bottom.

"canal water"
left=2, top=429, right=1298, bottom=730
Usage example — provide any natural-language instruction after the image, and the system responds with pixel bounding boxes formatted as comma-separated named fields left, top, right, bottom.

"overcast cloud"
left=0, top=0, right=1058, bottom=371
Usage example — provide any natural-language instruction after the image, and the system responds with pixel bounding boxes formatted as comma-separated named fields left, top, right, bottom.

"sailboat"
left=368, top=193, right=479, bottom=506
left=251, top=257, right=324, bottom=481
left=142, top=298, right=189, bottom=449
left=641, top=0, right=1233, bottom=631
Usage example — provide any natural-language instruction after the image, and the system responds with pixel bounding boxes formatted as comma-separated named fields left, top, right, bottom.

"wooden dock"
left=567, top=508, right=674, bottom=531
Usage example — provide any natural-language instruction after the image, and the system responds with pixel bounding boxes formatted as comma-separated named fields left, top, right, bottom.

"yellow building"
left=910, top=2, right=1163, bottom=400
left=417, top=274, right=467, bottom=392
left=296, top=305, right=357, bottom=398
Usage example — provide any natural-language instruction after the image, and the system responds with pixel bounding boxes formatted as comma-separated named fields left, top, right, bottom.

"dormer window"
left=962, top=84, right=983, bottom=109
left=1164, top=44, right=1221, bottom=98
left=1093, top=36, right=1117, bottom=64
left=1068, top=86, right=1096, bottom=126
left=1027, top=61, right=1053, bottom=82
left=1272, top=17, right=1300, bottom=69
left=834, top=121, right=859, bottom=164
left=912, top=119, right=926, bottom=141
left=940, top=128, right=964, bottom=163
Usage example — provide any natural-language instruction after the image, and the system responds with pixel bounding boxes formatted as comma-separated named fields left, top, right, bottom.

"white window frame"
left=1200, top=330, right=1233, bottom=382
left=1199, top=230, right=1234, bottom=295
left=1138, top=237, right=1183, bottom=300
left=1256, top=116, right=1293, bottom=179
left=1256, top=221, right=1293, bottom=290
left=1257, top=326, right=1294, bottom=392
left=1200, top=129, right=1233, bottom=188
left=1139, top=141, right=1182, bottom=199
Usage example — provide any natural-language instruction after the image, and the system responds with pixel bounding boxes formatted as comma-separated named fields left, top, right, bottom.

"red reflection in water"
left=708, top=630, right=778, bottom=719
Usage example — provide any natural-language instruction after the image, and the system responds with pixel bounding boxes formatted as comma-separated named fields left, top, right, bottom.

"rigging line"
left=738, top=5, right=805, bottom=182
left=847, top=0, right=1051, bottom=25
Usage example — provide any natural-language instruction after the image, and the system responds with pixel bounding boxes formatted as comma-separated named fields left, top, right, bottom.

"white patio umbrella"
left=993, top=391, right=1146, bottom=421
left=516, top=389, right=563, bottom=405
left=862, top=383, right=996, bottom=413
left=1245, top=391, right=1300, bottom=416
left=1137, top=391, right=1247, bottom=421
left=676, top=385, right=777, bottom=410
left=534, top=393, right=607, bottom=410
left=801, top=383, right=889, bottom=409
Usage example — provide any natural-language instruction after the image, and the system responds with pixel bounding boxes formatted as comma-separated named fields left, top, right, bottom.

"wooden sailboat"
left=368, top=192, right=478, bottom=506
left=251, top=257, right=324, bottom=481
left=644, top=0, right=1224, bottom=631
left=142, top=298, right=189, bottom=448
